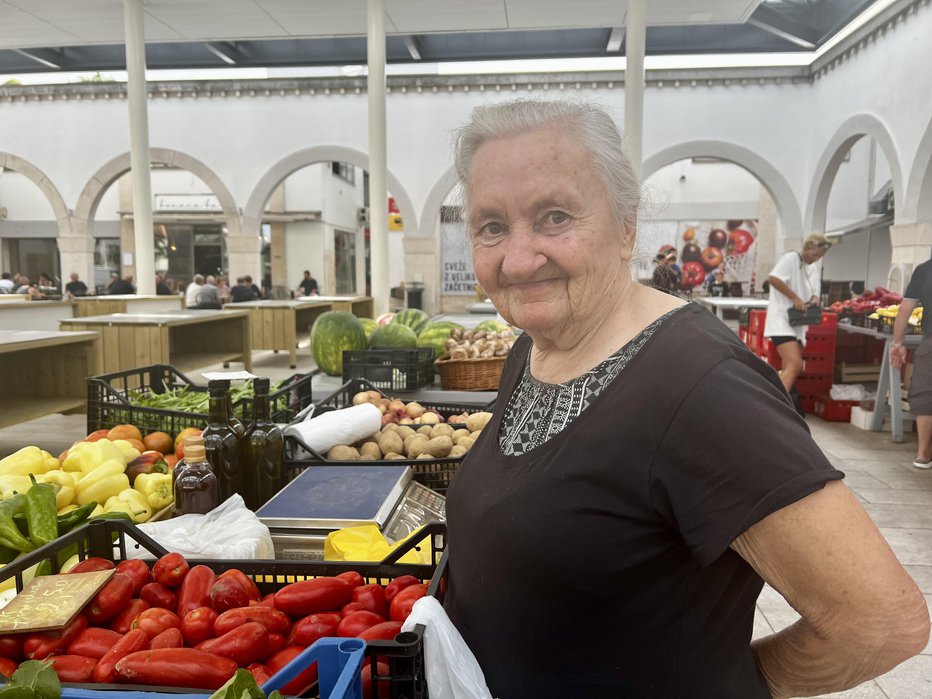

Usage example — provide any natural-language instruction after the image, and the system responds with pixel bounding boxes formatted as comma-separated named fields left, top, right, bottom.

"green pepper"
left=25, top=475, right=58, bottom=549
left=0, top=545, right=17, bottom=565
left=56, top=501, right=97, bottom=536
left=89, top=511, right=135, bottom=524
left=0, top=494, right=34, bottom=553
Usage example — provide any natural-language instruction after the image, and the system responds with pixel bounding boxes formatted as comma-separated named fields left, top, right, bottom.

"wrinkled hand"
left=890, top=345, right=908, bottom=370
left=793, top=298, right=808, bottom=312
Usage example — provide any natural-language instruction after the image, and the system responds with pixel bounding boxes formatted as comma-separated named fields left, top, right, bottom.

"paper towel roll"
left=284, top=402, right=382, bottom=455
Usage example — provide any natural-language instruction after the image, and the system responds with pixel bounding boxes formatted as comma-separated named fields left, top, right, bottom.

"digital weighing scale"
left=255, top=465, right=445, bottom=560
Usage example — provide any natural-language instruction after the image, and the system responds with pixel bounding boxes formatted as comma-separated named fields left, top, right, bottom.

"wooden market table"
left=73, top=294, right=184, bottom=317
left=837, top=324, right=922, bottom=442
left=0, top=300, right=76, bottom=331
left=297, top=295, right=374, bottom=318
left=59, top=309, right=252, bottom=374
left=695, top=296, right=769, bottom=322
left=0, top=294, right=30, bottom=302
left=0, top=330, right=101, bottom=428
left=234, top=299, right=333, bottom=369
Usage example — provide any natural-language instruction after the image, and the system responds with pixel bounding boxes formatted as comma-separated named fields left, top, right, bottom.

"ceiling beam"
left=204, top=41, right=245, bottom=65
left=402, top=35, right=421, bottom=61
left=747, top=5, right=820, bottom=50
left=12, top=48, right=63, bottom=69
left=606, top=26, right=624, bottom=53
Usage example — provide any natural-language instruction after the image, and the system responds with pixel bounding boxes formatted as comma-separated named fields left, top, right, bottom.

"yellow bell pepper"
left=134, top=473, right=173, bottom=510
left=80, top=457, right=125, bottom=478
left=104, top=488, right=152, bottom=523
left=75, top=466, right=129, bottom=506
left=90, top=504, right=104, bottom=517
left=0, top=474, right=32, bottom=500
left=38, top=470, right=77, bottom=509
left=94, top=439, right=126, bottom=466
left=57, top=504, right=78, bottom=516
left=111, top=440, right=141, bottom=465
left=0, top=446, right=54, bottom=477
left=62, top=443, right=102, bottom=473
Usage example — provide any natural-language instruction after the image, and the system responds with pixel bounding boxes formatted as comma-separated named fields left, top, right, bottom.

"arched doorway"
left=903, top=114, right=932, bottom=225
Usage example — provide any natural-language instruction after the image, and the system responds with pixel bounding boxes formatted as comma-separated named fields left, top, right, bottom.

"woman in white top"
left=764, top=233, right=833, bottom=397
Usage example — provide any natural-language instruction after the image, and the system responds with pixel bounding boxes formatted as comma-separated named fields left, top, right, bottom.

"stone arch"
left=419, top=166, right=459, bottom=237
left=0, top=152, right=72, bottom=235
left=242, top=145, right=417, bottom=236
left=642, top=140, right=803, bottom=241
left=73, top=148, right=241, bottom=238
left=903, top=114, right=932, bottom=224
left=804, top=113, right=904, bottom=234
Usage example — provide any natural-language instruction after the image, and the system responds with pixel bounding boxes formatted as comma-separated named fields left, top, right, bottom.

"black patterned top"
left=499, top=306, right=685, bottom=456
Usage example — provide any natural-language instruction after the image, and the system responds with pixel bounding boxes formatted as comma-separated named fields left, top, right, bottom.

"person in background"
left=217, top=276, right=231, bottom=304
left=194, top=275, right=222, bottom=309
left=14, top=276, right=45, bottom=300
left=244, top=275, right=262, bottom=299
left=109, top=275, right=136, bottom=294
left=708, top=266, right=730, bottom=297
left=443, top=99, right=928, bottom=697
left=230, top=276, right=257, bottom=303
left=64, top=272, right=88, bottom=297
left=185, top=274, right=204, bottom=308
left=648, top=247, right=680, bottom=297
left=297, top=270, right=319, bottom=296
left=155, top=273, right=173, bottom=296
left=890, top=257, right=932, bottom=469
left=106, top=272, right=119, bottom=292
left=763, top=233, right=833, bottom=414
left=0, top=272, right=14, bottom=293
left=37, top=273, right=58, bottom=296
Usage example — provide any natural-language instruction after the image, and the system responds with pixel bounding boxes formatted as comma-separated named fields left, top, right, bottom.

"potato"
left=416, top=453, right=436, bottom=460
left=380, top=423, right=399, bottom=434
left=377, top=430, right=404, bottom=457
left=383, top=452, right=406, bottom=460
left=406, top=436, right=430, bottom=459
left=465, top=412, right=493, bottom=432
left=359, top=441, right=383, bottom=460
left=457, top=436, right=475, bottom=451
left=469, top=430, right=482, bottom=440
left=394, top=425, right=416, bottom=440
left=326, top=445, right=360, bottom=461
left=409, top=435, right=453, bottom=459
left=449, top=444, right=468, bottom=458
left=451, top=429, right=471, bottom=444
left=430, top=424, right=454, bottom=438
left=417, top=425, right=433, bottom=436
left=358, top=454, right=377, bottom=460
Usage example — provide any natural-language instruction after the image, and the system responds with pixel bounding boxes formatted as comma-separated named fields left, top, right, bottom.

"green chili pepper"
left=56, top=501, right=98, bottom=536
left=0, top=494, right=35, bottom=553
left=25, top=475, right=58, bottom=549
left=0, top=545, right=17, bottom=565
left=89, top=511, right=135, bottom=524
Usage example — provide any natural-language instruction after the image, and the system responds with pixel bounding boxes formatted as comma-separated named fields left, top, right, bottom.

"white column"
left=624, top=0, right=646, bottom=178
left=367, top=0, right=389, bottom=316
left=123, top=0, right=155, bottom=295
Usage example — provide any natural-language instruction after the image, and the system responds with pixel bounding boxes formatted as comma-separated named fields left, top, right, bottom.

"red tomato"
left=351, top=584, right=389, bottom=618
left=0, top=657, right=18, bottom=679
left=264, top=633, right=287, bottom=661
left=274, top=577, right=353, bottom=617
left=335, top=571, right=365, bottom=589
left=361, top=661, right=391, bottom=699
left=67, top=628, right=122, bottom=659
left=218, top=569, right=261, bottom=602
left=358, top=621, right=403, bottom=642
left=150, top=627, right=184, bottom=649
left=213, top=606, right=292, bottom=637
left=337, top=611, right=385, bottom=638
left=181, top=606, right=219, bottom=646
left=115, top=559, right=151, bottom=595
left=266, top=646, right=318, bottom=696
left=341, top=602, right=366, bottom=616
left=0, top=635, right=23, bottom=661
left=383, top=575, right=419, bottom=603
left=247, top=662, right=272, bottom=686
left=108, top=599, right=150, bottom=635
left=68, top=557, right=115, bottom=574
left=210, top=577, right=250, bottom=614
left=258, top=592, right=277, bottom=608
left=152, top=552, right=189, bottom=588
left=389, top=584, right=427, bottom=623
left=288, top=613, right=341, bottom=646
left=197, top=622, right=269, bottom=667
left=132, top=608, right=181, bottom=639
left=48, top=655, right=97, bottom=683
left=140, top=582, right=178, bottom=611
left=86, top=574, right=134, bottom=623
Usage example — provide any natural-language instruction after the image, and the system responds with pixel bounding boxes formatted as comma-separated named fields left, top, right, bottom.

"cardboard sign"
left=0, top=570, right=115, bottom=634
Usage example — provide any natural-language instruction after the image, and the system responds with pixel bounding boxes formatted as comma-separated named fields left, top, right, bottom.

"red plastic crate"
left=749, top=309, right=767, bottom=333
left=802, top=354, right=834, bottom=377
left=738, top=326, right=749, bottom=344
left=804, top=332, right=836, bottom=356
left=800, top=396, right=817, bottom=414
left=818, top=311, right=839, bottom=328
left=813, top=394, right=859, bottom=422
left=795, top=374, right=832, bottom=397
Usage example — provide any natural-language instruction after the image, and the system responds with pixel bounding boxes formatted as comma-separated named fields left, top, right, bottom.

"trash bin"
left=406, top=281, right=424, bottom=310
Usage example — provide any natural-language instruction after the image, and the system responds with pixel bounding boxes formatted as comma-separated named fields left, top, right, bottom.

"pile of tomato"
left=0, top=552, right=429, bottom=697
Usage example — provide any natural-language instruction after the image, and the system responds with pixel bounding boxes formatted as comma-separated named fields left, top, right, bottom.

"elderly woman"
left=443, top=100, right=928, bottom=698
left=764, top=234, right=833, bottom=406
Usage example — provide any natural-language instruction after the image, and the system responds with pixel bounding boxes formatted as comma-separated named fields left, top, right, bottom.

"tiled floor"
left=0, top=348, right=929, bottom=697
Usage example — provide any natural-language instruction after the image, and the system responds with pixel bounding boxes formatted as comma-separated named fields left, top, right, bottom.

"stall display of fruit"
left=0, top=551, right=430, bottom=694
left=827, top=286, right=903, bottom=316
left=867, top=304, right=923, bottom=328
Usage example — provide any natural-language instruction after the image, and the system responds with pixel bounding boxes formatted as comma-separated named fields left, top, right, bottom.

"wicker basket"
left=435, top=355, right=506, bottom=390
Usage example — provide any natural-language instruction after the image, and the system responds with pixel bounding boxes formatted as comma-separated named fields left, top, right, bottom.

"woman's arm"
left=767, top=276, right=808, bottom=311
left=731, top=480, right=929, bottom=698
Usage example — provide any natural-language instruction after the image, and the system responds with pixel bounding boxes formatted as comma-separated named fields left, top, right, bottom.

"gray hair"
left=194, top=274, right=205, bottom=284
left=453, top=99, right=641, bottom=227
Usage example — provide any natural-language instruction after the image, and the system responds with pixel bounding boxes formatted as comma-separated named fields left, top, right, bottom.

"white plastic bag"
left=128, top=495, right=276, bottom=560
left=401, top=596, right=493, bottom=699
left=830, top=383, right=867, bottom=401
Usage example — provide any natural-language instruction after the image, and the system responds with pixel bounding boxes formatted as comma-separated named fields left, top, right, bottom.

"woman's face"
left=465, top=125, right=635, bottom=336
left=802, top=246, right=829, bottom=264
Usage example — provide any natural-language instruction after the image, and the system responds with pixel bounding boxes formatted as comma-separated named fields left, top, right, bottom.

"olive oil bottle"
left=202, top=379, right=246, bottom=503
left=243, top=377, right=284, bottom=510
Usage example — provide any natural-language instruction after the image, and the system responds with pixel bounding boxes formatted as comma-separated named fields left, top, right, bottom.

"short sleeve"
left=769, top=252, right=796, bottom=283
left=649, top=357, right=843, bottom=566
left=903, top=262, right=928, bottom=301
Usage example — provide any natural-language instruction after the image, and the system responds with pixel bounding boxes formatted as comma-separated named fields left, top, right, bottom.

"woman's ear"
left=620, top=214, right=638, bottom=260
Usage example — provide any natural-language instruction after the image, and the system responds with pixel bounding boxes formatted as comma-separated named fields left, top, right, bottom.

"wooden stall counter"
left=73, top=294, right=183, bottom=317
left=0, top=301, right=76, bottom=331
left=0, top=330, right=101, bottom=428
left=234, top=299, right=333, bottom=368
left=60, top=309, right=252, bottom=374
left=297, top=295, right=374, bottom=319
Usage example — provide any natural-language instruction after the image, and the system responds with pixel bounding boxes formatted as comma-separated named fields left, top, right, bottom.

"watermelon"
left=475, top=319, right=510, bottom=334
left=392, top=308, right=430, bottom=336
left=369, top=323, right=418, bottom=349
left=358, top=317, right=378, bottom=339
left=310, top=311, right=367, bottom=376
left=417, top=322, right=464, bottom=361
left=376, top=313, right=395, bottom=326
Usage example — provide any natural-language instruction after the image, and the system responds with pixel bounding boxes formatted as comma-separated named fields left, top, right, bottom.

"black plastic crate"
left=284, top=380, right=493, bottom=494
left=342, top=348, right=435, bottom=392
left=0, top=518, right=446, bottom=699
left=86, top=364, right=315, bottom=437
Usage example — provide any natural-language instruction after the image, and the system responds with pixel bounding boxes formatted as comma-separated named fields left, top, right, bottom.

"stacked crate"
left=743, top=311, right=839, bottom=412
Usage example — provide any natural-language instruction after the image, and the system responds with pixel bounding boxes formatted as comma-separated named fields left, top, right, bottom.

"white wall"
left=820, top=226, right=892, bottom=289
left=282, top=164, right=324, bottom=212
left=0, top=171, right=54, bottom=220
left=285, top=221, right=327, bottom=293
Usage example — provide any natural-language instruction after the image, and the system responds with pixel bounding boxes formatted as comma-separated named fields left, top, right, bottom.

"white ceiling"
left=0, top=0, right=762, bottom=50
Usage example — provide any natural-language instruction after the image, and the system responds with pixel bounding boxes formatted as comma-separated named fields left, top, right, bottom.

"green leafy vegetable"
left=208, top=668, right=283, bottom=699
left=0, top=660, right=61, bottom=699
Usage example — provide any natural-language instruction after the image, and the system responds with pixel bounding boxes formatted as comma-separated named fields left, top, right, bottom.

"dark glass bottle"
left=202, top=379, right=246, bottom=503
left=172, top=438, right=219, bottom=515
left=244, top=377, right=284, bottom=510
